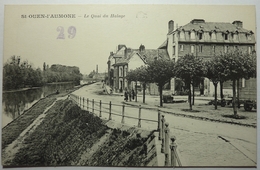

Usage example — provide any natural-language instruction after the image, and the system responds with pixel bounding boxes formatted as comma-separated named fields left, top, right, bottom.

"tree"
left=126, top=69, right=139, bottom=102
left=147, top=58, right=175, bottom=107
left=175, top=54, right=204, bottom=110
left=135, top=66, right=151, bottom=103
left=218, top=51, right=256, bottom=116
left=204, top=56, right=226, bottom=109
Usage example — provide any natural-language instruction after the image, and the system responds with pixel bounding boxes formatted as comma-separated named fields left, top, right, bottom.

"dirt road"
left=72, top=82, right=257, bottom=167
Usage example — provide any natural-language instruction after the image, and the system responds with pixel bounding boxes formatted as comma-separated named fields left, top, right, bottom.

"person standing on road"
left=132, top=89, right=135, bottom=100
left=124, top=89, right=129, bottom=102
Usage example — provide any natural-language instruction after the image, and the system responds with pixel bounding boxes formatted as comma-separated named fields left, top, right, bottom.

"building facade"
left=159, top=19, right=256, bottom=97
left=107, top=44, right=170, bottom=94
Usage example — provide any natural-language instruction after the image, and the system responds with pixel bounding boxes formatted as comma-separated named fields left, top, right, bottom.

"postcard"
left=1, top=3, right=257, bottom=169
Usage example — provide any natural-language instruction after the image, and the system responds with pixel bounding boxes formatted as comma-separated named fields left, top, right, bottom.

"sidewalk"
left=122, top=94, right=257, bottom=128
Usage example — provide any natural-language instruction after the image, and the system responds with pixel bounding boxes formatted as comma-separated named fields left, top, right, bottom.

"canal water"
left=2, top=83, right=75, bottom=128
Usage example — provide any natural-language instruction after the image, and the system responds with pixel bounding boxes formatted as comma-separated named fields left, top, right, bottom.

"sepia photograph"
left=1, top=2, right=258, bottom=169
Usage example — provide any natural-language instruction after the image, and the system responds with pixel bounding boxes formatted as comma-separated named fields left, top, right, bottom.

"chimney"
left=190, top=19, right=205, bottom=24
left=232, top=20, right=243, bottom=28
left=168, top=20, right=174, bottom=33
left=96, top=65, right=98, bottom=74
left=139, top=44, right=145, bottom=52
left=118, top=44, right=125, bottom=51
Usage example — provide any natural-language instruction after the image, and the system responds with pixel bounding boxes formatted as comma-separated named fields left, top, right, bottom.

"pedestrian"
left=132, top=89, right=135, bottom=100
left=124, top=90, right=129, bottom=102
left=129, top=90, right=132, bottom=101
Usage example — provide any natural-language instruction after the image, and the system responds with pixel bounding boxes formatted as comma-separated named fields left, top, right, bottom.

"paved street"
left=72, top=82, right=257, bottom=167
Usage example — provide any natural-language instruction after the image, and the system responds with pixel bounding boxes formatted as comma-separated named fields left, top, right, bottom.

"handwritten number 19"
left=57, top=26, right=76, bottom=39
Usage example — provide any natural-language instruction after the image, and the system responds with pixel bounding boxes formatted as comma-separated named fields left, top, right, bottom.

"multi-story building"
left=159, top=19, right=256, bottom=97
left=107, top=44, right=169, bottom=94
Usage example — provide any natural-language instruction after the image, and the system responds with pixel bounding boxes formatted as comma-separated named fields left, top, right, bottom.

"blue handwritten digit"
left=57, top=26, right=65, bottom=39
left=68, top=26, right=76, bottom=39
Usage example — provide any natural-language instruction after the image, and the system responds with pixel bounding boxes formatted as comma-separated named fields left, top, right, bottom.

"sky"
left=3, top=4, right=256, bottom=75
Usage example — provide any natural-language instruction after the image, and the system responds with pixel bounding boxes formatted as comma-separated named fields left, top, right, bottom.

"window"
left=180, top=31, right=185, bottom=39
left=198, top=32, right=203, bottom=40
left=224, top=46, right=229, bottom=53
left=248, top=46, right=252, bottom=54
left=191, top=45, right=194, bottom=53
left=233, top=33, right=238, bottom=40
left=120, top=67, right=123, bottom=77
left=180, top=45, right=184, bottom=51
left=224, top=33, right=228, bottom=40
left=211, top=32, right=216, bottom=40
left=247, top=34, right=252, bottom=41
left=212, top=45, right=215, bottom=53
left=190, top=31, right=195, bottom=39
left=124, top=67, right=127, bottom=76
left=199, top=45, right=203, bottom=52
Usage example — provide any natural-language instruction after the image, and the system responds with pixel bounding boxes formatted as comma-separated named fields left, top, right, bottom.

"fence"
left=69, top=93, right=182, bottom=166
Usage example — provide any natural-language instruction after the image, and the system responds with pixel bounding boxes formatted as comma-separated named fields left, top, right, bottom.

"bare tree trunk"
left=220, top=81, right=224, bottom=99
left=143, top=83, right=146, bottom=103
left=237, top=79, right=240, bottom=108
left=189, top=83, right=192, bottom=110
left=232, top=79, right=238, bottom=116
left=192, top=84, right=195, bottom=105
left=135, top=81, right=137, bottom=102
left=214, top=83, right=218, bottom=110
left=159, top=85, right=163, bottom=107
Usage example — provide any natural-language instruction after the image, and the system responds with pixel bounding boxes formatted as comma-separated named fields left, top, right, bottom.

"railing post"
left=164, top=122, right=170, bottom=166
left=158, top=107, right=161, bottom=140
left=83, top=97, right=84, bottom=109
left=99, top=100, right=102, bottom=117
left=171, top=136, right=177, bottom=167
left=109, top=101, right=112, bottom=120
left=161, top=115, right=165, bottom=153
left=121, top=105, right=125, bottom=124
left=87, top=98, right=89, bottom=112
left=138, top=105, right=141, bottom=127
left=92, top=99, right=94, bottom=113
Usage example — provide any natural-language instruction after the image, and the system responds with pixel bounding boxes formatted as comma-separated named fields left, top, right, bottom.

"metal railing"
left=69, top=93, right=182, bottom=166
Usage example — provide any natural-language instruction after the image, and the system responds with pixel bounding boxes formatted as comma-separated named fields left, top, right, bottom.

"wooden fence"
left=69, top=93, right=182, bottom=166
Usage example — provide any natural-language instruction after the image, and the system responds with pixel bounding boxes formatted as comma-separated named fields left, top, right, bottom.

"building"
left=159, top=19, right=256, bottom=97
left=107, top=44, right=170, bottom=94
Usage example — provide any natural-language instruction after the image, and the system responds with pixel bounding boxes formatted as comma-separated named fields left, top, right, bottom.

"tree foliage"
left=3, top=56, right=82, bottom=91
left=217, top=51, right=256, bottom=116
left=134, top=66, right=151, bottom=103
left=175, top=54, right=204, bottom=110
left=147, top=58, right=175, bottom=106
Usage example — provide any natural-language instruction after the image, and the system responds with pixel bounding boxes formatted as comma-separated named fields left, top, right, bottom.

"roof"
left=158, top=40, right=167, bottom=49
left=113, top=49, right=170, bottom=66
left=168, top=22, right=253, bottom=35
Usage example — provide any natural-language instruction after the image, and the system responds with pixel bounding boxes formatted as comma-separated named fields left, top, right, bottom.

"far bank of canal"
left=2, top=82, right=76, bottom=127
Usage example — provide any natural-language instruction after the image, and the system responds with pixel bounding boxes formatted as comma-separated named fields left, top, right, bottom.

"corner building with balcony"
left=159, top=19, right=256, bottom=97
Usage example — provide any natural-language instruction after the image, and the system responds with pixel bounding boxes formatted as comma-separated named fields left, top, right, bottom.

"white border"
left=0, top=1, right=259, bottom=170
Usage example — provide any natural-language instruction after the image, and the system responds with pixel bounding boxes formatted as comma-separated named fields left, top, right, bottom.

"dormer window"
left=211, top=31, right=216, bottom=40
left=232, top=32, right=238, bottom=41
left=180, top=31, right=185, bottom=39
left=190, top=30, right=195, bottom=39
left=198, top=32, right=203, bottom=40
left=224, top=33, right=228, bottom=40
left=247, top=34, right=252, bottom=41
